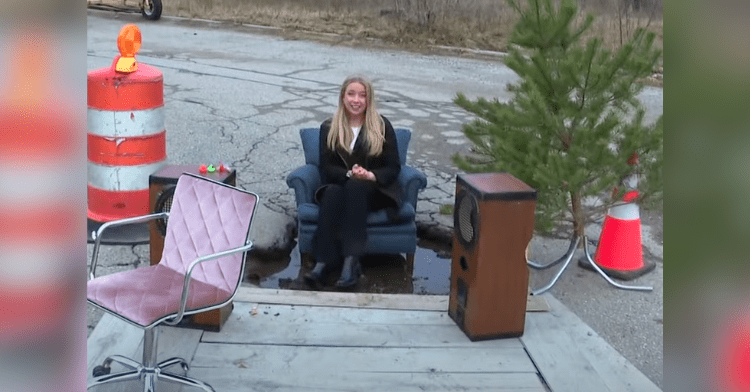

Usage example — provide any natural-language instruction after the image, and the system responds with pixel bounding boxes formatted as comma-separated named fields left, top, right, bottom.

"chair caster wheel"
left=92, top=364, right=111, bottom=377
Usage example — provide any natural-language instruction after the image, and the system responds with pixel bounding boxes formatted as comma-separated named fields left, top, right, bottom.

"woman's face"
left=343, top=81, right=367, bottom=119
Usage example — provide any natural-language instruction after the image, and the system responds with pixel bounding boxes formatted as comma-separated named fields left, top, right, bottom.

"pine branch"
left=453, top=0, right=662, bottom=235
left=579, top=39, right=597, bottom=111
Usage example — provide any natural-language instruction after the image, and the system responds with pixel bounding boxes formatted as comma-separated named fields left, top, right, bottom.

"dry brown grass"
left=93, top=0, right=662, bottom=61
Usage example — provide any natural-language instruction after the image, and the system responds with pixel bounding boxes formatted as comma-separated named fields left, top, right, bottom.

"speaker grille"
left=154, top=185, right=175, bottom=236
left=455, top=191, right=478, bottom=247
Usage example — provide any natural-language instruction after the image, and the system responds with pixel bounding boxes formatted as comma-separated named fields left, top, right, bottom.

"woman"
left=305, top=75, right=402, bottom=289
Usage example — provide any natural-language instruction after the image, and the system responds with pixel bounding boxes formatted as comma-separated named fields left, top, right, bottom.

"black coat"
left=315, top=116, right=402, bottom=209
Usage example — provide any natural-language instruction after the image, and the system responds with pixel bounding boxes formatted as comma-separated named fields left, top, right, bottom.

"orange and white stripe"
left=0, top=95, right=82, bottom=343
left=87, top=59, right=166, bottom=222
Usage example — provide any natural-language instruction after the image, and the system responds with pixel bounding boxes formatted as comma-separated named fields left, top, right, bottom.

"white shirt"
left=350, top=126, right=361, bottom=150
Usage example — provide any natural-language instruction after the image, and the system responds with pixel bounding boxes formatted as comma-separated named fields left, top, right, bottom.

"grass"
left=95, top=0, right=661, bottom=55
left=89, top=0, right=662, bottom=83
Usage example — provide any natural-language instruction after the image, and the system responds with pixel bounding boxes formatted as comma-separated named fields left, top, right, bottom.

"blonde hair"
left=327, top=75, right=385, bottom=156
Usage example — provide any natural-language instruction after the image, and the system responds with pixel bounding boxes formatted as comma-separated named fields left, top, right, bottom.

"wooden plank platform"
left=235, top=286, right=551, bottom=312
left=521, top=295, right=662, bottom=392
left=87, top=287, right=661, bottom=392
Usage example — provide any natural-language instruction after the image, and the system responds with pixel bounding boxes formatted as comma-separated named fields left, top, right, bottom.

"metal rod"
left=529, top=236, right=580, bottom=295
left=142, top=327, right=159, bottom=368
left=87, top=370, right=140, bottom=390
left=89, top=212, right=169, bottom=280
left=158, top=357, right=189, bottom=372
left=159, top=372, right=217, bottom=392
left=104, top=355, right=141, bottom=370
left=165, top=241, right=254, bottom=326
left=143, top=370, right=156, bottom=392
left=527, top=235, right=579, bottom=269
left=583, top=236, right=653, bottom=292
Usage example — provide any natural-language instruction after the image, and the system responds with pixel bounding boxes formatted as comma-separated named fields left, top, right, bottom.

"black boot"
left=335, top=256, right=361, bottom=289
left=303, top=262, right=328, bottom=289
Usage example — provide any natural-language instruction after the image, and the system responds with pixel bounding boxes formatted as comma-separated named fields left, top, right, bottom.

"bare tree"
left=415, top=0, right=433, bottom=26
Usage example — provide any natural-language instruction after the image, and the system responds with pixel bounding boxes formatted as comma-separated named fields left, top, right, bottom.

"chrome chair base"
left=88, top=355, right=215, bottom=392
left=88, top=327, right=215, bottom=392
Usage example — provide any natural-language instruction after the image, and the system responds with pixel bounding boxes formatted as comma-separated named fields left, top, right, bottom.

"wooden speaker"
left=449, top=173, right=536, bottom=340
left=149, top=164, right=237, bottom=332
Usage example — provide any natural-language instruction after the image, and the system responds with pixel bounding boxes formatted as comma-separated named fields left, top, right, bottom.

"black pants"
left=312, top=179, right=390, bottom=268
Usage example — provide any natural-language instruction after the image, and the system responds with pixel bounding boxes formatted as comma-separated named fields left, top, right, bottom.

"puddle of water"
left=411, top=246, right=452, bottom=295
left=245, top=240, right=452, bottom=295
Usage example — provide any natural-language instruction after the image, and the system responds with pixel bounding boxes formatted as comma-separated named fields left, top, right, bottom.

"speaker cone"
left=153, top=185, right=175, bottom=236
left=455, top=191, right=478, bottom=248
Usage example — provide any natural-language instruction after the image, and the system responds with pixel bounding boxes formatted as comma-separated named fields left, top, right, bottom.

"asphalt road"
left=86, top=9, right=664, bottom=389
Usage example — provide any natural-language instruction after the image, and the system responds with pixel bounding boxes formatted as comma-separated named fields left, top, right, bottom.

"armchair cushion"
left=288, top=126, right=427, bottom=256
left=298, top=202, right=416, bottom=226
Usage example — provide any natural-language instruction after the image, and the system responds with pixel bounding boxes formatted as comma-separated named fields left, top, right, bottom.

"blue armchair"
left=286, top=127, right=427, bottom=273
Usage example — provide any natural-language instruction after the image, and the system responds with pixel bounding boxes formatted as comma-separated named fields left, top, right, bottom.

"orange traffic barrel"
left=87, top=25, right=166, bottom=222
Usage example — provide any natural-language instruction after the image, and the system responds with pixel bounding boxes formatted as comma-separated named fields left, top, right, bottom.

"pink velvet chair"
left=87, top=173, right=258, bottom=391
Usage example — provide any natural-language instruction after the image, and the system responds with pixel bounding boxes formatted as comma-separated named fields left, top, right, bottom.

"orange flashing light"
left=115, top=24, right=142, bottom=73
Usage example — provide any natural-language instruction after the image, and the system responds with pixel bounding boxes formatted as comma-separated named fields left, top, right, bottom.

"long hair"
left=327, top=75, right=385, bottom=156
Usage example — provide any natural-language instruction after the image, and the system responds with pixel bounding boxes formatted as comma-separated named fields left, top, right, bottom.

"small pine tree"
left=453, top=0, right=662, bottom=242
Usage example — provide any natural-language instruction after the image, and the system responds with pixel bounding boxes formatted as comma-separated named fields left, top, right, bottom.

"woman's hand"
left=351, top=164, right=376, bottom=181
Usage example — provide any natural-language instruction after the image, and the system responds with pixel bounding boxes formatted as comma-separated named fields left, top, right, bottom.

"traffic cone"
left=579, top=190, right=656, bottom=280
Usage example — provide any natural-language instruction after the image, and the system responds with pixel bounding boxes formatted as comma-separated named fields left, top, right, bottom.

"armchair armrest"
left=286, top=164, right=321, bottom=206
left=398, top=166, right=428, bottom=207
left=165, top=241, right=254, bottom=326
left=89, top=212, right=170, bottom=280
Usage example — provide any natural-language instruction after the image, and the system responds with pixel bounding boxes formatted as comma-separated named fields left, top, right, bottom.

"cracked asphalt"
left=86, top=9, right=664, bottom=389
